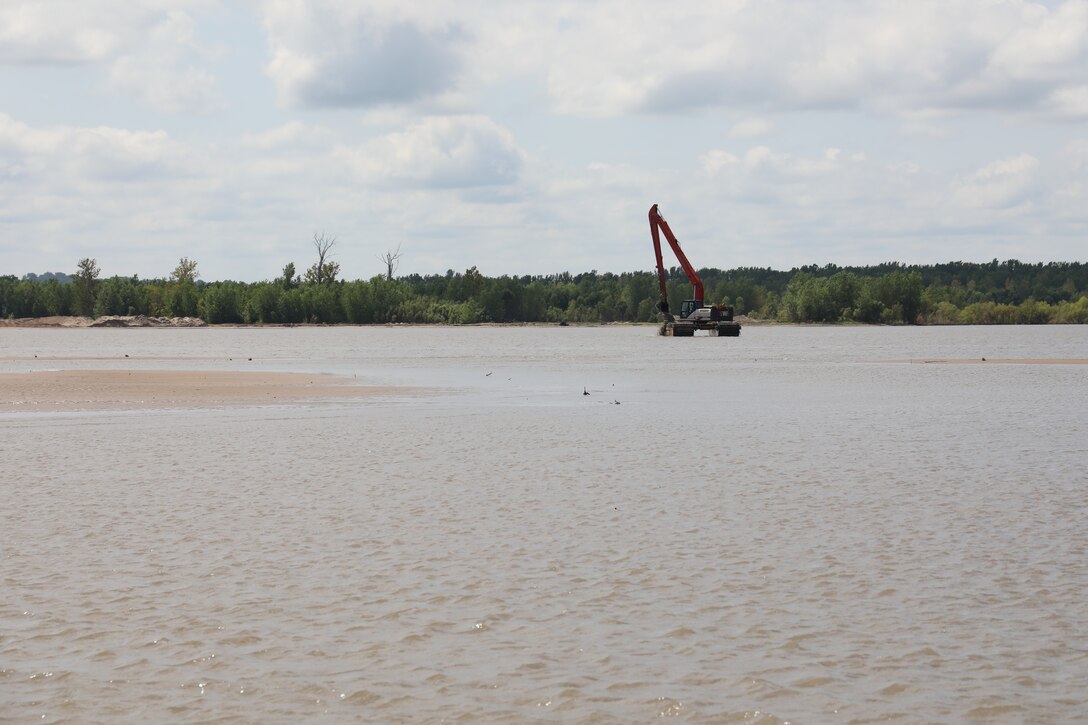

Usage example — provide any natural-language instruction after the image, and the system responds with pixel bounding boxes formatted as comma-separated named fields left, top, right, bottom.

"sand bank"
left=884, top=358, right=1088, bottom=365
left=0, top=370, right=397, bottom=412
left=0, top=315, right=206, bottom=328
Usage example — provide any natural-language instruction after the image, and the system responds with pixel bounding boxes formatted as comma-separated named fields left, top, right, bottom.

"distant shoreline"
left=0, top=315, right=692, bottom=328
left=0, top=314, right=1079, bottom=328
left=0, top=314, right=857, bottom=329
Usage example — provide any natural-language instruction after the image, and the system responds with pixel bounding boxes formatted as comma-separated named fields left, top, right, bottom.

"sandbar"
left=0, top=370, right=398, bottom=412
left=883, top=358, right=1088, bottom=365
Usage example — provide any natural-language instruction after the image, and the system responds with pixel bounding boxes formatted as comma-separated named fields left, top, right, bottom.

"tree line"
left=2, top=257, right=1086, bottom=325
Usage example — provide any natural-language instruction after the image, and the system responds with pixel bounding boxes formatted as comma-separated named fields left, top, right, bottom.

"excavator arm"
left=649, top=203, right=704, bottom=321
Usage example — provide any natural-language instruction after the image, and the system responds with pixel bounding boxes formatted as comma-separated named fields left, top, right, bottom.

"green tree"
left=368, top=276, right=410, bottom=322
left=166, top=257, right=200, bottom=317
left=341, top=280, right=373, bottom=323
left=243, top=282, right=281, bottom=323
left=300, top=282, right=342, bottom=323
left=827, top=271, right=861, bottom=318
left=201, top=282, right=244, bottom=324
left=852, top=282, right=885, bottom=323
left=1054, top=296, right=1088, bottom=323
left=280, top=262, right=298, bottom=289
left=73, top=257, right=100, bottom=317
left=171, top=257, right=198, bottom=284
left=93, top=277, right=124, bottom=317
left=1016, top=298, right=1053, bottom=324
left=36, top=279, right=72, bottom=316
left=781, top=272, right=837, bottom=322
left=462, top=266, right=484, bottom=300
left=871, top=271, right=923, bottom=323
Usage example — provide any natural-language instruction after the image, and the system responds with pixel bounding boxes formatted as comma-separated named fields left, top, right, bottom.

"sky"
left=1, top=0, right=1086, bottom=282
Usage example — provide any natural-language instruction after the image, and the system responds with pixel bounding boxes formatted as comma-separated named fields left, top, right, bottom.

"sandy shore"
left=883, top=358, right=1088, bottom=365
left=0, top=370, right=398, bottom=412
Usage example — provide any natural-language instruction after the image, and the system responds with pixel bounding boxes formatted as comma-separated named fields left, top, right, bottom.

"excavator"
left=649, top=203, right=741, bottom=337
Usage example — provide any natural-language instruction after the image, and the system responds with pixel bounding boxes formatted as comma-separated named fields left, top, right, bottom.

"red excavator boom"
left=649, top=203, right=703, bottom=318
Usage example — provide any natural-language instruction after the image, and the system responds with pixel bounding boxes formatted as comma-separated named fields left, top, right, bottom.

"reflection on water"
left=2, top=325, right=1086, bottom=722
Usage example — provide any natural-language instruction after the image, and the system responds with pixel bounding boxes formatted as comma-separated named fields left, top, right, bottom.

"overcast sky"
left=2, top=0, right=1086, bottom=282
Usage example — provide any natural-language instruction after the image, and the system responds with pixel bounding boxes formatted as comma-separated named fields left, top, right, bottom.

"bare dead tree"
left=378, top=243, right=402, bottom=281
left=306, top=232, right=339, bottom=285
left=313, top=232, right=335, bottom=270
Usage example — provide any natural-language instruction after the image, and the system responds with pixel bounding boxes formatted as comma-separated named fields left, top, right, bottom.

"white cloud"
left=738, top=145, right=848, bottom=178
left=262, top=1, right=464, bottom=109
left=728, top=118, right=772, bottom=138
left=240, top=122, right=334, bottom=151
left=106, top=11, right=220, bottom=113
left=1063, top=139, right=1088, bottom=170
left=4, top=2, right=1088, bottom=280
left=0, top=1, right=213, bottom=66
left=701, top=150, right=740, bottom=176
left=688, top=142, right=957, bottom=262
left=342, top=115, right=523, bottom=188
left=0, top=2, right=221, bottom=113
left=950, top=154, right=1041, bottom=209
left=0, top=112, right=190, bottom=180
left=108, top=58, right=218, bottom=113
left=987, top=1, right=1088, bottom=77
left=0, top=112, right=224, bottom=276
left=0, top=1, right=128, bottom=64
left=1047, top=85, right=1088, bottom=118
left=251, top=1, right=1088, bottom=121
left=479, top=0, right=1088, bottom=120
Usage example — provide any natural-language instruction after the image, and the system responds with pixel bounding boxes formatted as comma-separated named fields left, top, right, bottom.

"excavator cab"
left=680, top=299, right=700, bottom=319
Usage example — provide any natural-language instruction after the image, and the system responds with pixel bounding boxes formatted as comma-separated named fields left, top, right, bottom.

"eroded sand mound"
left=0, top=315, right=207, bottom=328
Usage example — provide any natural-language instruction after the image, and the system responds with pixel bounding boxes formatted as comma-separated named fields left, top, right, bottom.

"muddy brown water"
left=2, top=325, right=1086, bottom=723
